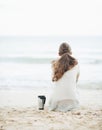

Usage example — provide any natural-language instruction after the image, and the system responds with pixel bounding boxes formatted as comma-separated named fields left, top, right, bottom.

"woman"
left=49, top=43, right=80, bottom=112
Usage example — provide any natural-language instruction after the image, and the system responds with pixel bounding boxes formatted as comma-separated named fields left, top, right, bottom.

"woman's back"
left=49, top=64, right=79, bottom=112
left=51, top=64, right=79, bottom=101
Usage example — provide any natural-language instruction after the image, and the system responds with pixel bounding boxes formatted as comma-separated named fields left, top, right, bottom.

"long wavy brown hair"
left=52, top=43, right=78, bottom=82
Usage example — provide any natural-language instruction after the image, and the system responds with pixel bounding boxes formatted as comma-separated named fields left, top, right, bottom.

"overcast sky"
left=0, top=0, right=102, bottom=36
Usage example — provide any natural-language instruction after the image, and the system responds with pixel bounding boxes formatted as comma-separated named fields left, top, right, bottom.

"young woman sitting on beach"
left=49, top=43, right=80, bottom=112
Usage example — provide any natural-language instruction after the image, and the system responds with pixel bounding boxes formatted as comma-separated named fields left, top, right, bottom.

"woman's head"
left=58, top=42, right=72, bottom=56
left=52, top=53, right=78, bottom=82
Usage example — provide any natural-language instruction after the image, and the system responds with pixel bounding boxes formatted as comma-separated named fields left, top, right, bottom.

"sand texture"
left=0, top=106, right=102, bottom=130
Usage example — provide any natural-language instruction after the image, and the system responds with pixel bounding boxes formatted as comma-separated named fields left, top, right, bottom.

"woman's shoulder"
left=66, top=64, right=79, bottom=73
left=72, top=64, right=79, bottom=71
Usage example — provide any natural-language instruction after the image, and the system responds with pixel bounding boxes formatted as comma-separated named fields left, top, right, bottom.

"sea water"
left=0, top=36, right=102, bottom=91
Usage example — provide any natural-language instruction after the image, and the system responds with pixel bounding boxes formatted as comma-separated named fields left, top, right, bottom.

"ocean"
left=0, top=36, right=102, bottom=90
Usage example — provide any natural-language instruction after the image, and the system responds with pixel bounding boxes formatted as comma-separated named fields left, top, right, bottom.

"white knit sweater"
left=49, top=64, right=80, bottom=112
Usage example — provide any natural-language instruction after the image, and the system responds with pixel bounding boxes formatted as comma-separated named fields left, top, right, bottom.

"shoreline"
left=0, top=88, right=102, bottom=107
left=0, top=80, right=102, bottom=91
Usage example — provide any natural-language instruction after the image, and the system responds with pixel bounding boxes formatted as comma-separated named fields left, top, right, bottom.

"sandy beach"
left=0, top=89, right=102, bottom=130
left=0, top=106, right=102, bottom=130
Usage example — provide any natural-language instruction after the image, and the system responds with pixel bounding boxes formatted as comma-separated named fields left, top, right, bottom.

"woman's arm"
left=76, top=72, right=80, bottom=83
left=76, top=65, right=80, bottom=83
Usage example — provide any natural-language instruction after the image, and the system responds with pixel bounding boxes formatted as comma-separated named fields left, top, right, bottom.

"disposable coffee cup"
left=38, top=95, right=46, bottom=110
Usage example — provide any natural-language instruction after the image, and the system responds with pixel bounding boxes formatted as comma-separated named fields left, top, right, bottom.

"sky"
left=0, top=0, right=102, bottom=36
